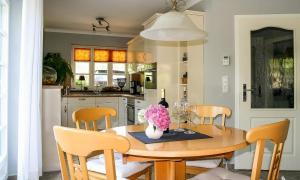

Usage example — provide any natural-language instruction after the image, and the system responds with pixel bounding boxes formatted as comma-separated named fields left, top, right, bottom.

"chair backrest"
left=53, top=126, right=130, bottom=180
left=246, top=119, right=290, bottom=180
left=191, top=105, right=231, bottom=126
left=72, top=107, right=117, bottom=130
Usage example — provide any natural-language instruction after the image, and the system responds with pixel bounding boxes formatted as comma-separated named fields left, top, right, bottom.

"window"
left=112, top=63, right=126, bottom=86
left=0, top=0, right=8, bottom=177
left=72, top=47, right=126, bottom=88
left=94, top=62, right=108, bottom=86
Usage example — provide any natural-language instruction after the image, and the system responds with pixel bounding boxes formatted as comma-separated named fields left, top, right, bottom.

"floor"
left=27, top=168, right=300, bottom=180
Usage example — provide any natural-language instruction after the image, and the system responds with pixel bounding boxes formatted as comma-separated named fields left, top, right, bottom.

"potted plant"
left=43, top=53, right=74, bottom=85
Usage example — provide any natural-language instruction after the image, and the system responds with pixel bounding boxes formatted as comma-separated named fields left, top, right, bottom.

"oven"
left=127, top=98, right=135, bottom=125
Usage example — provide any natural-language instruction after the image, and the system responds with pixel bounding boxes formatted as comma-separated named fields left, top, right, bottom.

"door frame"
left=234, top=14, right=300, bottom=169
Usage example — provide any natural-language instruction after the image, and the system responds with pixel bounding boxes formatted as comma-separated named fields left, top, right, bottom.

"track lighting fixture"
left=92, top=17, right=110, bottom=32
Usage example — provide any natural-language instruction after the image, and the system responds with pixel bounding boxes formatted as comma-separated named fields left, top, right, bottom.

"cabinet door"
left=61, top=103, right=68, bottom=127
left=118, top=97, right=127, bottom=126
left=127, top=36, right=145, bottom=63
left=66, top=97, right=95, bottom=128
left=144, top=39, right=156, bottom=63
left=61, top=97, right=68, bottom=127
left=95, top=97, right=119, bottom=128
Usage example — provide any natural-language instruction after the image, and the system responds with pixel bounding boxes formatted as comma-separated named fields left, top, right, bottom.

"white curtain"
left=17, top=0, right=43, bottom=179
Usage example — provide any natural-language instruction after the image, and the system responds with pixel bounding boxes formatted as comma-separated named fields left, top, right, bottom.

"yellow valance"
left=74, top=48, right=91, bottom=61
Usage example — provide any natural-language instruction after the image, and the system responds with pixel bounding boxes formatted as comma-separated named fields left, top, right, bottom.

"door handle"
left=243, top=84, right=254, bottom=102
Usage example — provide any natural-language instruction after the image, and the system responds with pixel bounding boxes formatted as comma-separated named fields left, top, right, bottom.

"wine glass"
left=184, top=103, right=195, bottom=134
left=172, top=102, right=185, bottom=132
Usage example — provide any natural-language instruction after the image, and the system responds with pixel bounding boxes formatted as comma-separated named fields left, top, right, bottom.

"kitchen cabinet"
left=67, top=97, right=95, bottom=128
left=42, top=86, right=62, bottom=172
left=95, top=97, right=119, bottom=128
left=127, top=36, right=145, bottom=63
left=144, top=39, right=156, bottom=63
left=61, top=96, right=129, bottom=129
left=61, top=97, right=68, bottom=127
left=118, top=97, right=127, bottom=126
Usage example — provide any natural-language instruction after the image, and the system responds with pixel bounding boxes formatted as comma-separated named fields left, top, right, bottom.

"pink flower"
left=145, top=104, right=171, bottom=131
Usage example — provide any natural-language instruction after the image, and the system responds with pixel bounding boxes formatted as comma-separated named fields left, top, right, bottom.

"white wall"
left=191, top=0, right=300, bottom=127
left=7, top=0, right=22, bottom=176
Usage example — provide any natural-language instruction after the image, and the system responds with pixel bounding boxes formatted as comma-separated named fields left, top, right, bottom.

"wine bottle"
left=158, top=89, right=169, bottom=133
left=158, top=89, right=169, bottom=108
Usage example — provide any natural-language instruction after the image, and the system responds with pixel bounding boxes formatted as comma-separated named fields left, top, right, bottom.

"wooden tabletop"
left=103, top=123, right=247, bottom=159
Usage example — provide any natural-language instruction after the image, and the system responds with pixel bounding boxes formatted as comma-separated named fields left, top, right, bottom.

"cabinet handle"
left=64, top=105, right=67, bottom=113
left=78, top=98, right=86, bottom=101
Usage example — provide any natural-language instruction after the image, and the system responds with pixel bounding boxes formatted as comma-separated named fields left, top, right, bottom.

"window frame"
left=71, top=45, right=127, bottom=89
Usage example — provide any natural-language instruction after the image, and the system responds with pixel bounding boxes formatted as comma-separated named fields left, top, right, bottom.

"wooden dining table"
left=103, top=123, right=247, bottom=180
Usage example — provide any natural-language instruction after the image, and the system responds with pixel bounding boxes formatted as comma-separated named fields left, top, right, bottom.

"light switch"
left=222, top=75, right=229, bottom=93
left=222, top=56, right=230, bottom=66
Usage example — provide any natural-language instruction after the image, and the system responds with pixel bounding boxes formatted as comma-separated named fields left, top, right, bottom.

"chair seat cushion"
left=87, top=153, right=151, bottom=178
left=186, top=159, right=222, bottom=168
left=189, top=167, right=250, bottom=180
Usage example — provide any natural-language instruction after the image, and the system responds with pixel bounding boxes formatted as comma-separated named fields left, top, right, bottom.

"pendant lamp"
left=140, top=1, right=207, bottom=41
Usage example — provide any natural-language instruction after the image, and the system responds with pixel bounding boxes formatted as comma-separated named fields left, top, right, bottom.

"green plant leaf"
left=43, top=53, right=74, bottom=85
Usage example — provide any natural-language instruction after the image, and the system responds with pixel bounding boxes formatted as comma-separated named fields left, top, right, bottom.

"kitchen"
left=41, top=9, right=205, bottom=172
left=42, top=10, right=204, bottom=128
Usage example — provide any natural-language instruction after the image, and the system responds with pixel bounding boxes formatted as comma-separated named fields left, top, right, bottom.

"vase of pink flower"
left=144, top=104, right=171, bottom=139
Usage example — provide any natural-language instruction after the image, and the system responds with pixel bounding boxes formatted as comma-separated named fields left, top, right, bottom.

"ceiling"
left=44, top=0, right=202, bottom=37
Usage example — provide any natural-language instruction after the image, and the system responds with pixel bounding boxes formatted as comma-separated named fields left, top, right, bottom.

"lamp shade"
left=79, top=75, right=85, bottom=81
left=140, top=11, right=207, bottom=41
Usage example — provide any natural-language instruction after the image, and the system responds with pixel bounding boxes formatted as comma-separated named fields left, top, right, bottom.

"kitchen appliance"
left=129, top=72, right=143, bottom=94
left=130, top=81, right=138, bottom=94
left=127, top=98, right=135, bottom=125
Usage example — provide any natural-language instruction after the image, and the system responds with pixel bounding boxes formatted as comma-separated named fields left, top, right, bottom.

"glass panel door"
left=251, top=27, right=294, bottom=108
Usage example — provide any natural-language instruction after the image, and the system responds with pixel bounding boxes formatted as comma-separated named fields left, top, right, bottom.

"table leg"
left=154, top=160, right=186, bottom=180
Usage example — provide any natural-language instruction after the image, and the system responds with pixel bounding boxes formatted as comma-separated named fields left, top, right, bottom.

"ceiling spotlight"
left=92, top=17, right=110, bottom=32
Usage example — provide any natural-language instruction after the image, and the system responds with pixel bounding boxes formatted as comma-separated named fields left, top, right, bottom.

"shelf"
left=180, top=61, right=188, bottom=64
left=179, top=84, right=188, bottom=86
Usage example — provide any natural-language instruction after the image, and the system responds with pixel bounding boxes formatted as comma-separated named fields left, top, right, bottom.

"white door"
left=235, top=14, right=300, bottom=170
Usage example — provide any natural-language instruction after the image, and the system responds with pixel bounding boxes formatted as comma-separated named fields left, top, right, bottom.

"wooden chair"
left=72, top=107, right=152, bottom=179
left=186, top=105, right=232, bottom=175
left=190, top=119, right=290, bottom=180
left=54, top=126, right=151, bottom=180
left=72, top=107, right=117, bottom=130
left=191, top=105, right=231, bottom=127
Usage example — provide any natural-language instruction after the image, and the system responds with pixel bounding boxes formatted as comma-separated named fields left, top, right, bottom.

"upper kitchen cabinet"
left=127, top=36, right=145, bottom=64
left=144, top=39, right=157, bottom=63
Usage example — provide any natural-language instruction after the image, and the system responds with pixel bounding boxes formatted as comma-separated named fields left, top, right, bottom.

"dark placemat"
left=128, top=129, right=212, bottom=144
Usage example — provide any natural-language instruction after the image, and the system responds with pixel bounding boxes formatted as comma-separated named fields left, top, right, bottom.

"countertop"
left=62, top=92, right=144, bottom=100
